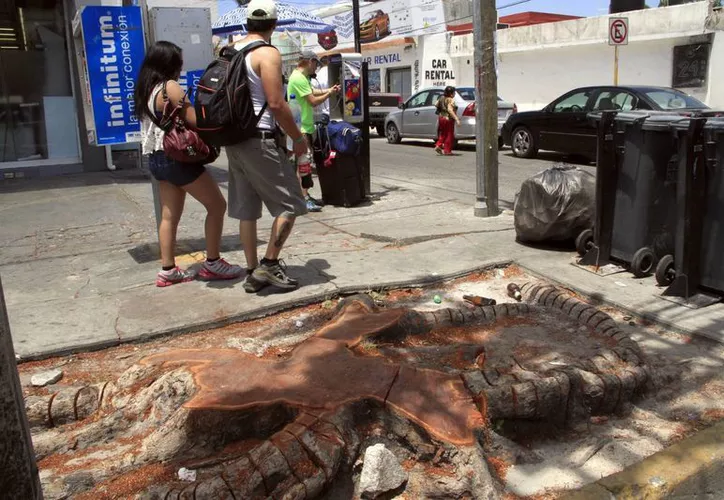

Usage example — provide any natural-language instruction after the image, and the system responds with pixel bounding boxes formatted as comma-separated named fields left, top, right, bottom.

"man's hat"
left=299, top=50, right=320, bottom=62
left=246, top=0, right=278, bottom=21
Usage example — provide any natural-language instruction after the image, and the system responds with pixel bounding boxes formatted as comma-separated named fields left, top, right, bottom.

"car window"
left=457, top=88, right=475, bottom=100
left=406, top=92, right=430, bottom=109
left=643, top=89, right=707, bottom=110
left=427, top=90, right=443, bottom=106
left=552, top=90, right=592, bottom=113
left=593, top=90, right=640, bottom=111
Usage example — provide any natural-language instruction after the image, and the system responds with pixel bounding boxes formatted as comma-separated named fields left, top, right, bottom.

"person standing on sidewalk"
left=434, top=86, right=460, bottom=156
left=226, top=0, right=309, bottom=293
left=287, top=51, right=340, bottom=212
left=311, top=55, right=331, bottom=122
left=135, top=41, right=243, bottom=287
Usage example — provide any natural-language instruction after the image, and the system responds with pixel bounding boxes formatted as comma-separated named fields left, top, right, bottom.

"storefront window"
left=387, top=67, right=411, bottom=99
left=0, top=0, right=79, bottom=164
left=368, top=69, right=381, bottom=93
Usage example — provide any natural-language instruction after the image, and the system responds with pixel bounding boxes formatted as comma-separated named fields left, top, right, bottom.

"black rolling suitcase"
left=313, top=123, right=366, bottom=207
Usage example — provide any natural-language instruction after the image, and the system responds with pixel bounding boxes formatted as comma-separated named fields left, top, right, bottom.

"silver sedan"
left=384, top=86, right=516, bottom=148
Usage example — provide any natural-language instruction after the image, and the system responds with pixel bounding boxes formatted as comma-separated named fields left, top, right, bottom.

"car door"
left=401, top=91, right=431, bottom=137
left=538, top=89, right=597, bottom=154
left=419, top=90, right=444, bottom=138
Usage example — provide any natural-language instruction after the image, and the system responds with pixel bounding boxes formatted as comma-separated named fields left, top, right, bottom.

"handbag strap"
left=148, top=81, right=190, bottom=132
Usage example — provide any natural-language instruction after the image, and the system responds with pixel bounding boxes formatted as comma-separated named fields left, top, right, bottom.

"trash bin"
left=700, top=118, right=724, bottom=293
left=609, top=112, right=682, bottom=277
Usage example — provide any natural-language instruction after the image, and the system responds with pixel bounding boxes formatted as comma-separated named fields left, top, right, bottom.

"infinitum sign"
left=79, top=6, right=145, bottom=145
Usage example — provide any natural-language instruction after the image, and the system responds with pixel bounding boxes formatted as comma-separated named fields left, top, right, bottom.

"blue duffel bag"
left=326, top=121, right=362, bottom=156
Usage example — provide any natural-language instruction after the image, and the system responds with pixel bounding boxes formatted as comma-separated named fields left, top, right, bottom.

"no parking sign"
left=609, top=17, right=629, bottom=46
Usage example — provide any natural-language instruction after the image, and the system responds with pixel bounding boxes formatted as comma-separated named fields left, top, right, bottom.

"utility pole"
left=0, top=276, right=43, bottom=498
left=352, top=0, right=372, bottom=195
left=473, top=0, right=499, bottom=217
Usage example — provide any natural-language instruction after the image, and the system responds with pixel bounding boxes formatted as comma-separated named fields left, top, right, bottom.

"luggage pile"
left=313, top=121, right=367, bottom=207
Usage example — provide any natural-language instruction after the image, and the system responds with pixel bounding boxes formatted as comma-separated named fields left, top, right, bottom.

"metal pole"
left=614, top=45, right=619, bottom=85
left=352, top=0, right=371, bottom=195
left=473, top=0, right=499, bottom=217
left=128, top=0, right=163, bottom=243
left=0, top=276, right=43, bottom=499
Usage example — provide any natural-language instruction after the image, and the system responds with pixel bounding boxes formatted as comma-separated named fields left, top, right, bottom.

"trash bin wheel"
left=631, top=247, right=655, bottom=278
left=655, top=254, right=675, bottom=286
left=575, top=229, right=594, bottom=257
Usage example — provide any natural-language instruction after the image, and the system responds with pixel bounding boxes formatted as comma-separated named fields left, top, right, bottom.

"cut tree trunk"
left=0, top=276, right=43, bottom=498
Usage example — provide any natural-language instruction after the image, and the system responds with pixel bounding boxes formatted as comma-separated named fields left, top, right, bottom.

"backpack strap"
left=231, top=40, right=279, bottom=125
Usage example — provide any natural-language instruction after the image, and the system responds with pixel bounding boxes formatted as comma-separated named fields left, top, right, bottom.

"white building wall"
left=450, top=3, right=721, bottom=111
left=706, top=32, right=724, bottom=108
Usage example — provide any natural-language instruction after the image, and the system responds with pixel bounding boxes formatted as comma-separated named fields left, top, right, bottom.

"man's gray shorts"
left=226, top=138, right=308, bottom=221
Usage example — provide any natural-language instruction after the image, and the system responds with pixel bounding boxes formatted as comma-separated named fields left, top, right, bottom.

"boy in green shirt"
left=287, top=51, right=339, bottom=211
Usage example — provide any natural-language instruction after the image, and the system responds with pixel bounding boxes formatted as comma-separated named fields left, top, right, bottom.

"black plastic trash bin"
left=609, top=112, right=682, bottom=277
left=700, top=118, right=724, bottom=293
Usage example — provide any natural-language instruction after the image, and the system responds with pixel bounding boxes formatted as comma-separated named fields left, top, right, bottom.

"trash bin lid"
left=614, top=110, right=686, bottom=131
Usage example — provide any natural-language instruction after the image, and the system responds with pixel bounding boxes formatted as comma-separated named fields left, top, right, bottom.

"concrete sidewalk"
left=1, top=158, right=722, bottom=359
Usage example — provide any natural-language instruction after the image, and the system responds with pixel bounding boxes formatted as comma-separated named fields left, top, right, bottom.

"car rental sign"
left=80, top=6, right=145, bottom=145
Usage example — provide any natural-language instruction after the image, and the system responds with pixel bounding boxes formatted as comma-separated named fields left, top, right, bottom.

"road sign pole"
left=609, top=17, right=628, bottom=85
left=614, top=45, right=619, bottom=85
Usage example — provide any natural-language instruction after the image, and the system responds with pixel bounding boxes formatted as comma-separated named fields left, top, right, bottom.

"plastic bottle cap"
left=290, top=94, right=296, bottom=99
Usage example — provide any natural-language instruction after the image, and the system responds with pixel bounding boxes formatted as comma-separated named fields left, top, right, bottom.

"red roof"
left=448, top=11, right=583, bottom=35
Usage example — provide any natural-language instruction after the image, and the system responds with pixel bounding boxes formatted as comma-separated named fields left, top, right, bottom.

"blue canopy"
left=212, top=4, right=335, bottom=35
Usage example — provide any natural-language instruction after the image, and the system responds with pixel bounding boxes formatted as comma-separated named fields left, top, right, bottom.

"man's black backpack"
left=195, top=40, right=272, bottom=146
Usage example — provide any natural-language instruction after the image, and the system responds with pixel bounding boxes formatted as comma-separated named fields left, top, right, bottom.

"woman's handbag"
left=152, top=82, right=219, bottom=165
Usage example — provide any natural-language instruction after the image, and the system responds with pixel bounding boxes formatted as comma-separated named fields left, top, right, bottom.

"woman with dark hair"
left=434, top=86, right=461, bottom=156
left=135, top=41, right=242, bottom=287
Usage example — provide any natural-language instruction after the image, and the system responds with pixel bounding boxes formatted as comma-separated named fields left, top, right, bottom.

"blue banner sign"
left=179, top=69, right=205, bottom=105
left=81, top=6, right=145, bottom=145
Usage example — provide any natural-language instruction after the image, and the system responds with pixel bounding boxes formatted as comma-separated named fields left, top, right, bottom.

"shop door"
left=387, top=67, right=411, bottom=100
left=0, top=0, right=79, bottom=165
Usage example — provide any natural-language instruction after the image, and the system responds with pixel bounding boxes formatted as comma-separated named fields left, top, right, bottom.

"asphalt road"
left=369, top=135, right=597, bottom=209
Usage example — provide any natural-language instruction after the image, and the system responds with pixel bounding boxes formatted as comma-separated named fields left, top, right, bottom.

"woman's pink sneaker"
left=156, top=267, right=195, bottom=287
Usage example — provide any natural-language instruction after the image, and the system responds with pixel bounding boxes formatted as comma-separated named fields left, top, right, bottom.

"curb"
left=17, top=259, right=513, bottom=362
left=562, top=420, right=724, bottom=499
left=516, top=263, right=724, bottom=344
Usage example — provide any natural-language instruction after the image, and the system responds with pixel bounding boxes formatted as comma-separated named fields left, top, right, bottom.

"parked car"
left=369, top=92, right=403, bottom=136
left=502, top=85, right=717, bottom=160
left=360, top=10, right=390, bottom=43
left=384, top=86, right=517, bottom=147
left=317, top=29, right=337, bottom=50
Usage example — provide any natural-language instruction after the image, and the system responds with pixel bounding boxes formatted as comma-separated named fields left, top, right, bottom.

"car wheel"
left=511, top=126, right=537, bottom=159
left=386, top=123, right=401, bottom=144
left=376, top=125, right=385, bottom=137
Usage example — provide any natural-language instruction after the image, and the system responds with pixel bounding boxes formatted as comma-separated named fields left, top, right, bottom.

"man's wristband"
left=293, top=136, right=305, bottom=144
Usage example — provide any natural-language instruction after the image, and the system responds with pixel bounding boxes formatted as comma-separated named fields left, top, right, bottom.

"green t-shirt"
left=287, top=69, right=315, bottom=134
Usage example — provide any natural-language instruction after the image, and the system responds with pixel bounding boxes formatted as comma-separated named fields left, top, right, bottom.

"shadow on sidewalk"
left=128, top=235, right=264, bottom=264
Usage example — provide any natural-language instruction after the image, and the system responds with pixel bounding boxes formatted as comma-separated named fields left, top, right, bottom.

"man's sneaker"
left=243, top=268, right=267, bottom=293
left=252, top=260, right=299, bottom=290
left=156, top=267, right=194, bottom=287
left=305, top=197, right=323, bottom=212
left=307, top=194, right=325, bottom=207
left=198, top=258, right=243, bottom=281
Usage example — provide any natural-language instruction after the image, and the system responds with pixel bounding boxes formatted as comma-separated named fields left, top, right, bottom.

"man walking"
left=225, top=0, right=308, bottom=293
left=287, top=51, right=339, bottom=212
